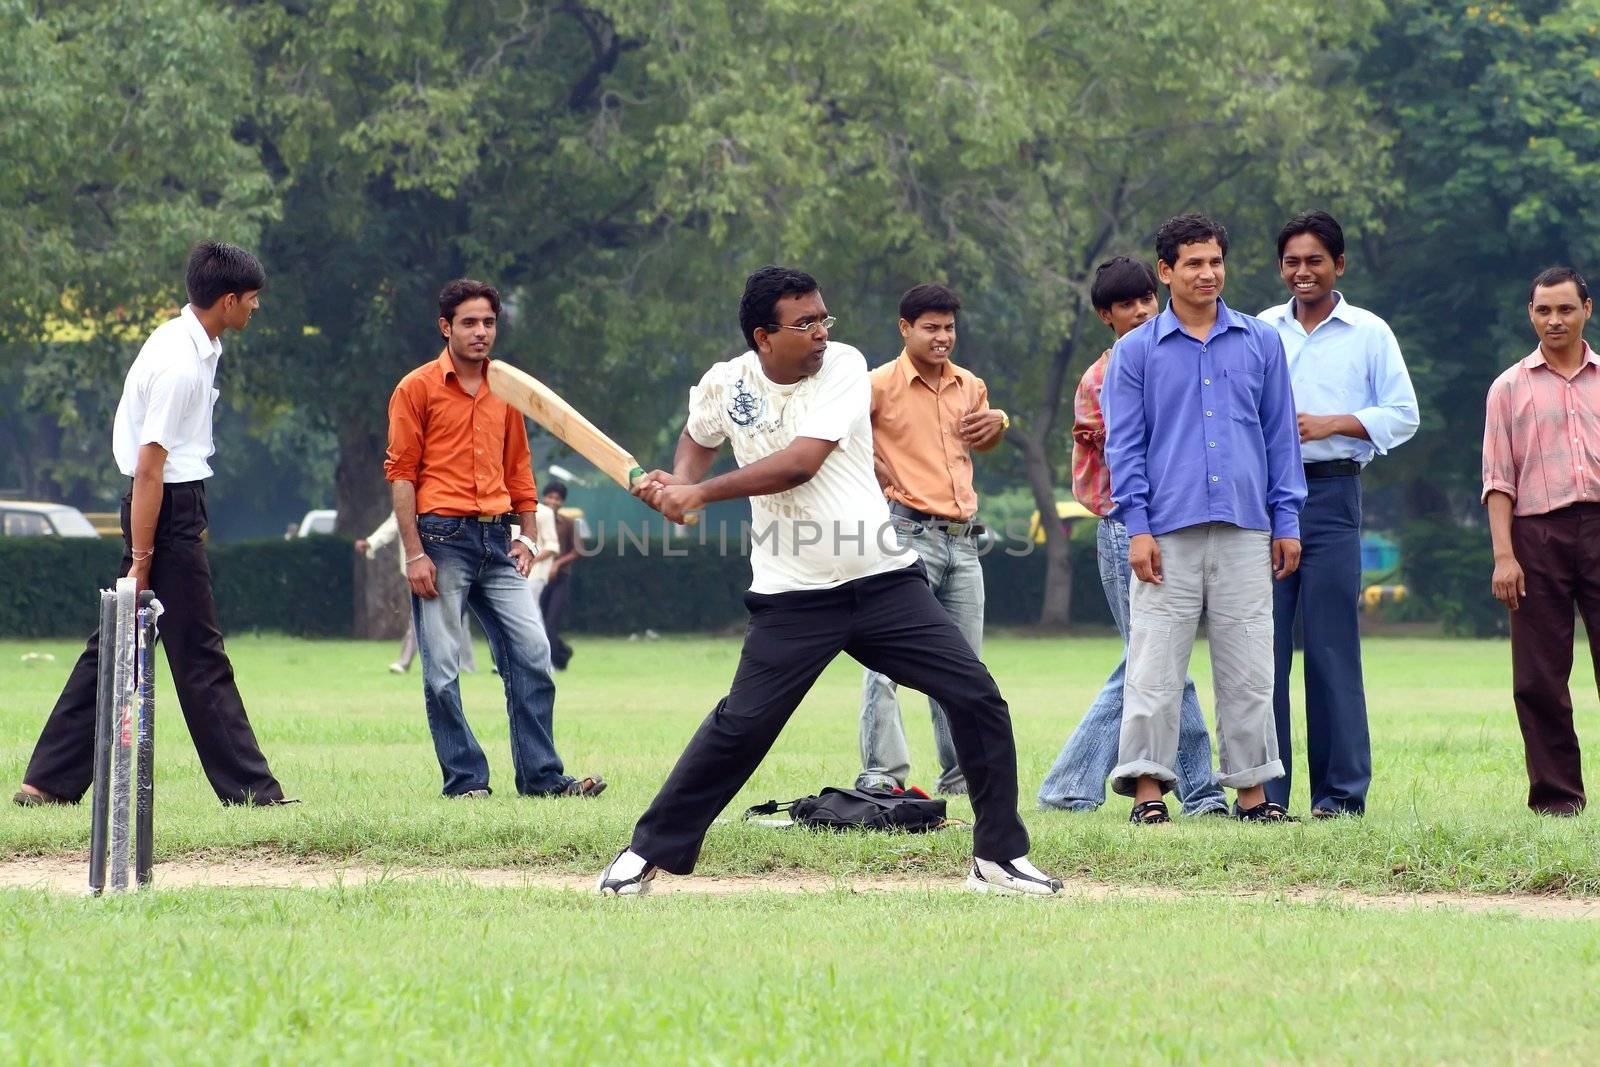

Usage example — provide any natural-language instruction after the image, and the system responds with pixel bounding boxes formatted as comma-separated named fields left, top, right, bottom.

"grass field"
left=3, top=633, right=1600, bottom=1062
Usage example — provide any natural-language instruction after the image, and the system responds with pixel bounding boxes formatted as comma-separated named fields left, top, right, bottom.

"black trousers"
left=538, top=569, right=573, bottom=669
left=630, top=563, right=1029, bottom=874
left=24, top=482, right=285, bottom=805
left=1510, top=503, right=1600, bottom=815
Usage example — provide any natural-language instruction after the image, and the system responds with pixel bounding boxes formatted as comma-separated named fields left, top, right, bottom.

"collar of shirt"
left=896, top=349, right=969, bottom=392
left=180, top=304, right=222, bottom=364
left=1152, top=298, right=1250, bottom=345
left=1523, top=340, right=1600, bottom=373
left=1258, top=291, right=1358, bottom=337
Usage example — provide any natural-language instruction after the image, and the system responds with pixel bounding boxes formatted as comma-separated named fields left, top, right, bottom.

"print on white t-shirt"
left=686, top=342, right=914, bottom=594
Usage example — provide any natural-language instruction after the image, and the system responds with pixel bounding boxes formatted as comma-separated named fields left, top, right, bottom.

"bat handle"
left=628, top=467, right=701, bottom=526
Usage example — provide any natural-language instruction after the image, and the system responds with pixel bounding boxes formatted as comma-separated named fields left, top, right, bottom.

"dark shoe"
left=12, top=786, right=71, bottom=807
left=1236, top=801, right=1297, bottom=823
left=557, top=775, right=607, bottom=798
left=1130, top=799, right=1171, bottom=824
left=937, top=780, right=969, bottom=797
left=451, top=788, right=491, bottom=799
left=1311, top=807, right=1350, bottom=820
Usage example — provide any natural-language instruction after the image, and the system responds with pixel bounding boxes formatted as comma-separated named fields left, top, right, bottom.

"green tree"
left=618, top=0, right=1393, bottom=623
left=0, top=0, right=276, bottom=501
left=1362, top=0, right=1600, bottom=518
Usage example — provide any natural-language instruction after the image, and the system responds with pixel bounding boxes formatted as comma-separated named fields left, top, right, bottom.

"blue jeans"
left=857, top=518, right=981, bottom=793
left=413, top=515, right=570, bottom=796
left=1038, top=519, right=1226, bottom=814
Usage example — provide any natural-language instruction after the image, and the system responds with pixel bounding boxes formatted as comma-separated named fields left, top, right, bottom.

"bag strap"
left=743, top=796, right=804, bottom=819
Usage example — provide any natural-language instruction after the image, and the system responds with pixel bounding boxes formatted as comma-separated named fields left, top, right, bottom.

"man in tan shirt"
left=858, top=283, right=1008, bottom=794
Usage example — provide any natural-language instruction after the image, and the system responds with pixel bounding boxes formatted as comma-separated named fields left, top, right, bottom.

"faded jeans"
left=856, top=518, right=980, bottom=793
left=1038, top=519, right=1226, bottom=814
left=1111, top=523, right=1284, bottom=797
left=414, top=515, right=571, bottom=797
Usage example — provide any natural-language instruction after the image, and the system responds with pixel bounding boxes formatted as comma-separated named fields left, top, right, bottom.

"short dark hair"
left=1154, top=213, right=1229, bottom=268
left=1277, top=211, right=1345, bottom=260
left=185, top=241, right=265, bottom=309
left=738, top=265, right=819, bottom=350
left=1090, top=257, right=1159, bottom=312
left=1528, top=266, right=1590, bottom=304
left=439, top=278, right=502, bottom=324
left=543, top=479, right=568, bottom=501
left=899, top=283, right=961, bottom=325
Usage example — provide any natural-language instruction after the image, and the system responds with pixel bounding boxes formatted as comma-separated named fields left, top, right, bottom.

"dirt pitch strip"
left=2, top=855, right=1599, bottom=919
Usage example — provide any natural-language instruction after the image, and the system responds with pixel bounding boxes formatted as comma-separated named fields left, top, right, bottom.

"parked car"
left=0, top=501, right=100, bottom=538
left=295, top=509, right=338, bottom=537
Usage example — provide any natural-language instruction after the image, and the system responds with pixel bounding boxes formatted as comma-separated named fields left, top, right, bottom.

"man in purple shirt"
left=1103, top=213, right=1307, bottom=824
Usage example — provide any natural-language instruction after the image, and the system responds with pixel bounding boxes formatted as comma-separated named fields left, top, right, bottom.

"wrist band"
left=130, top=548, right=153, bottom=561
left=405, top=552, right=426, bottom=565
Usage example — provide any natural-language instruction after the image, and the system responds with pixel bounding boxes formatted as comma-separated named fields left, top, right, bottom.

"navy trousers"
left=1266, top=472, right=1370, bottom=814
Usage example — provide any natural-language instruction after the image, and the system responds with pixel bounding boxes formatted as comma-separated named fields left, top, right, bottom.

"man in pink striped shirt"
left=1482, top=265, right=1600, bottom=815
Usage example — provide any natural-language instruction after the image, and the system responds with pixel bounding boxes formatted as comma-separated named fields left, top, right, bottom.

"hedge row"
left=0, top=533, right=1109, bottom=638
left=0, top=536, right=352, bottom=639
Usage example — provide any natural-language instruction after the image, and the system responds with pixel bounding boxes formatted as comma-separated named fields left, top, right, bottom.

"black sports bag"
left=743, top=787, right=946, bottom=832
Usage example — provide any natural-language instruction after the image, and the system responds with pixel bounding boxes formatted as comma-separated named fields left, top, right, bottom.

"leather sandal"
left=559, top=775, right=607, bottom=798
left=1129, top=799, right=1171, bottom=824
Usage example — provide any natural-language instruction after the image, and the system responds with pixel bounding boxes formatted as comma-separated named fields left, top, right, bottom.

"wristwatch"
left=513, top=533, right=537, bottom=554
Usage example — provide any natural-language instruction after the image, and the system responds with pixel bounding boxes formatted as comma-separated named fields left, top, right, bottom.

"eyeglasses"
left=765, top=315, right=836, bottom=335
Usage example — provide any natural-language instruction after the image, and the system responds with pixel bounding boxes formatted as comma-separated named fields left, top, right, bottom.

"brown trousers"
left=1510, top=503, right=1600, bottom=814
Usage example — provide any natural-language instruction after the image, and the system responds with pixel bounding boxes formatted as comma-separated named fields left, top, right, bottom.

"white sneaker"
left=965, top=856, right=1063, bottom=896
left=387, top=662, right=406, bottom=674
left=596, top=848, right=658, bottom=896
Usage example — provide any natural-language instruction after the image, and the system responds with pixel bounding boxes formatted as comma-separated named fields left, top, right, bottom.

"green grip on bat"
left=629, top=466, right=699, bottom=525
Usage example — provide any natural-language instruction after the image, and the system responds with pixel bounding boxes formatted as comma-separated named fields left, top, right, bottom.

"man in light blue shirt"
left=1103, top=213, right=1306, bottom=824
left=1258, top=211, right=1419, bottom=817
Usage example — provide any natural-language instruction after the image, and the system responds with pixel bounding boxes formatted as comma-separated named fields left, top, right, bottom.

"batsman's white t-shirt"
left=111, top=305, right=222, bottom=481
left=687, top=342, right=915, bottom=595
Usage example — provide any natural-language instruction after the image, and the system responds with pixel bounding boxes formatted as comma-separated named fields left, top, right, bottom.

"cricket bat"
left=487, top=360, right=698, bottom=525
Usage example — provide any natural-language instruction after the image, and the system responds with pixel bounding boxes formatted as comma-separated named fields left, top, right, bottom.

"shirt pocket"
left=1226, top=368, right=1264, bottom=425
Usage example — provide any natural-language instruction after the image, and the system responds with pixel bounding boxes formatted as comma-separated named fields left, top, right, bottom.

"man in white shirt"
left=1258, top=212, right=1419, bottom=817
left=594, top=266, right=1060, bottom=897
left=14, top=242, right=291, bottom=808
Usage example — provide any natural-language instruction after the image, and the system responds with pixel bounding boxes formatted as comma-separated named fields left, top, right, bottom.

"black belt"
left=423, top=512, right=511, bottom=524
left=1304, top=460, right=1360, bottom=479
left=889, top=502, right=984, bottom=538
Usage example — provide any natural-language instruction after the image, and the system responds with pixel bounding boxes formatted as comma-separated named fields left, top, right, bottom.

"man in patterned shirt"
left=594, top=265, right=1060, bottom=897
left=1037, top=257, right=1226, bottom=815
left=1483, top=265, right=1600, bottom=815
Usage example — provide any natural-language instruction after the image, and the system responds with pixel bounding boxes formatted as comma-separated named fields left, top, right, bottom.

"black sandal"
left=1235, top=801, right=1296, bottom=823
left=1129, top=800, right=1171, bottom=825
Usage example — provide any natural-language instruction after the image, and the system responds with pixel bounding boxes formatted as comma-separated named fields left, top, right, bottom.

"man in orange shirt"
left=385, top=278, right=605, bottom=799
left=857, top=283, right=1008, bottom=795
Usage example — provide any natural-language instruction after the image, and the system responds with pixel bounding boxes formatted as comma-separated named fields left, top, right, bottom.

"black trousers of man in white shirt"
left=25, top=482, right=286, bottom=805
left=629, top=562, right=1029, bottom=873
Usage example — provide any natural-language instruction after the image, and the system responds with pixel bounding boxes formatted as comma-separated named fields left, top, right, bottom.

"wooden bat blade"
left=487, top=360, right=698, bottom=525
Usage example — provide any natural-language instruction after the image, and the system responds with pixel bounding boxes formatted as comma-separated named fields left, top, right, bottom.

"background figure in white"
left=518, top=507, right=559, bottom=624
left=356, top=512, right=477, bottom=674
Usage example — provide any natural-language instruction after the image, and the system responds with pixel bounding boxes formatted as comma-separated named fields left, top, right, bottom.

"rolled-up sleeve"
left=1259, top=332, right=1307, bottom=539
left=1104, top=339, right=1152, bottom=537
left=1353, top=323, right=1420, bottom=455
left=1481, top=377, right=1518, bottom=503
left=384, top=380, right=424, bottom=483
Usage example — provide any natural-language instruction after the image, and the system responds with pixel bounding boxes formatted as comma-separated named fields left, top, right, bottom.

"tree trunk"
left=336, top=419, right=406, bottom=639
left=1016, top=430, right=1072, bottom=627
